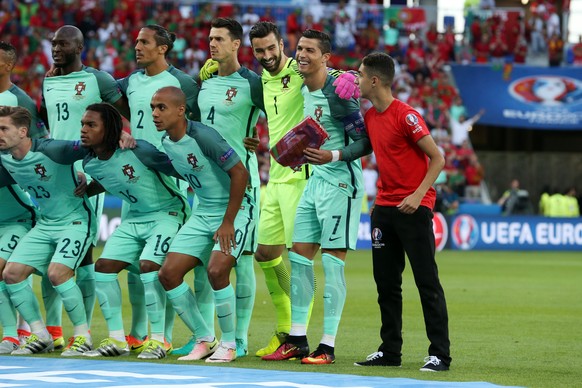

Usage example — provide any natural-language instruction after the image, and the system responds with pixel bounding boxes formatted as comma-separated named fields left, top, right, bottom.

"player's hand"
left=304, top=147, right=333, bottom=165
left=243, top=137, right=260, bottom=153
left=213, top=221, right=236, bottom=255
left=333, top=72, right=360, bottom=100
left=45, top=65, right=62, bottom=78
left=119, top=131, right=136, bottom=149
left=74, top=171, right=87, bottom=197
left=397, top=193, right=422, bottom=214
left=199, top=59, right=219, bottom=81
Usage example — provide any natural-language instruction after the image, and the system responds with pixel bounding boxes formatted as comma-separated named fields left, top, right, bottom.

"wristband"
left=331, top=150, right=340, bottom=162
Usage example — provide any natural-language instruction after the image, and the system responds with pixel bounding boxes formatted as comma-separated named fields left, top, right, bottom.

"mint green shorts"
left=0, top=222, right=33, bottom=261
left=293, top=176, right=362, bottom=250
left=100, top=218, right=182, bottom=271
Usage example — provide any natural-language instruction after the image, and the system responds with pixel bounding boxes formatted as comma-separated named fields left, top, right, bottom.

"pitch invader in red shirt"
left=353, top=52, right=450, bottom=372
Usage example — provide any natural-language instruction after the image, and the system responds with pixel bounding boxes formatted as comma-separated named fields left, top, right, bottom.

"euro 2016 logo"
left=371, top=227, right=384, bottom=249
left=281, top=75, right=291, bottom=89
left=451, top=215, right=479, bottom=250
left=122, top=164, right=140, bottom=183
left=509, top=76, right=582, bottom=106
left=74, top=82, right=86, bottom=100
left=224, top=87, right=238, bottom=105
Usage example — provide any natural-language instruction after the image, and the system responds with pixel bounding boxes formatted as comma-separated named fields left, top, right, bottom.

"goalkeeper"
left=247, top=22, right=360, bottom=357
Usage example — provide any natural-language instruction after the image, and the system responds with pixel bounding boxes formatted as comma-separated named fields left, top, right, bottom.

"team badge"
left=508, top=75, right=582, bottom=106
left=281, top=75, right=291, bottom=89
left=314, top=106, right=323, bottom=121
left=187, top=153, right=203, bottom=171
left=34, top=163, right=51, bottom=181
left=122, top=164, right=140, bottom=183
left=224, top=87, right=238, bottom=105
left=74, top=82, right=86, bottom=100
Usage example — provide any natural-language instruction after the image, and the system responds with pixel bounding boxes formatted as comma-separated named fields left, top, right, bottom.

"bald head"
left=154, top=86, right=186, bottom=107
left=54, top=25, right=84, bottom=46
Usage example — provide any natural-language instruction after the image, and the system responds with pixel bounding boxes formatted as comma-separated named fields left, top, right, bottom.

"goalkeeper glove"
left=199, top=59, right=219, bottom=81
left=333, top=71, right=360, bottom=100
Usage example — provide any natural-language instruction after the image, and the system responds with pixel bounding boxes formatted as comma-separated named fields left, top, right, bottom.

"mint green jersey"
left=0, top=139, right=93, bottom=225
left=118, top=66, right=200, bottom=149
left=198, top=67, right=263, bottom=188
left=42, top=66, right=122, bottom=141
left=261, top=58, right=310, bottom=183
left=162, top=120, right=244, bottom=216
left=0, top=84, right=47, bottom=139
left=302, top=75, right=365, bottom=198
left=82, top=140, right=190, bottom=223
left=0, top=160, right=37, bottom=224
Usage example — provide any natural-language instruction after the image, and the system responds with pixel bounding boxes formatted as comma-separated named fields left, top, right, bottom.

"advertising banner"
left=450, top=64, right=582, bottom=130
left=448, top=214, right=582, bottom=251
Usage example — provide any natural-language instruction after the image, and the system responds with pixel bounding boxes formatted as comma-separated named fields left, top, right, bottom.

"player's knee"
left=157, top=267, right=174, bottom=290
left=206, top=264, right=229, bottom=290
left=47, top=265, right=74, bottom=286
left=2, top=264, right=25, bottom=284
left=139, top=260, right=160, bottom=274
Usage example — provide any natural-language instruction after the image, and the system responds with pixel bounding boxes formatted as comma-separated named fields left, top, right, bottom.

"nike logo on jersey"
left=128, top=91, right=136, bottom=95
left=95, top=176, right=105, bottom=180
left=46, top=88, right=54, bottom=91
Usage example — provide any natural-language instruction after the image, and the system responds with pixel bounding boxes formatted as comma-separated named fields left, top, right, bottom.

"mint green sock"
left=94, top=272, right=124, bottom=332
left=213, top=284, right=236, bottom=343
left=41, top=274, right=62, bottom=327
left=164, top=295, right=175, bottom=343
left=6, top=279, right=43, bottom=325
left=234, top=254, right=255, bottom=342
left=167, top=281, right=212, bottom=339
left=288, top=251, right=314, bottom=328
left=54, top=278, right=87, bottom=327
left=0, top=280, right=18, bottom=338
left=76, top=264, right=96, bottom=326
left=321, top=253, right=346, bottom=339
left=140, top=271, right=165, bottom=339
left=127, top=271, right=147, bottom=339
left=194, top=265, right=215, bottom=337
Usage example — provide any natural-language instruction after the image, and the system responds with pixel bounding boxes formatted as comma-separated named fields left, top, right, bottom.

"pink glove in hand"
left=333, top=71, right=360, bottom=100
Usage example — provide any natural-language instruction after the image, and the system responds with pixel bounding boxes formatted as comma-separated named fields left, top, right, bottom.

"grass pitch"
left=18, top=249, right=582, bottom=387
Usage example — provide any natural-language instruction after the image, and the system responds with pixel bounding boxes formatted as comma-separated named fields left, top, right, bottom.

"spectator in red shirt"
left=426, top=22, right=438, bottom=46
left=353, top=52, right=450, bottom=372
left=573, top=35, right=582, bottom=65
left=513, top=35, right=528, bottom=64
left=474, top=32, right=491, bottom=63
left=547, top=32, right=564, bottom=67
left=489, top=29, right=508, bottom=65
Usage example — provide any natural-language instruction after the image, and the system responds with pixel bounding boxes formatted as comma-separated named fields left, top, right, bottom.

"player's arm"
left=215, top=161, right=249, bottom=255
left=397, top=134, right=445, bottom=214
left=36, top=139, right=90, bottom=163
left=0, top=162, right=16, bottom=188
left=304, top=110, right=372, bottom=164
left=132, top=140, right=182, bottom=179
left=79, top=179, right=106, bottom=198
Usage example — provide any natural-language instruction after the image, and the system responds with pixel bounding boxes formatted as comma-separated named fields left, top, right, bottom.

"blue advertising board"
left=448, top=214, right=582, bottom=251
left=450, top=64, right=582, bottom=130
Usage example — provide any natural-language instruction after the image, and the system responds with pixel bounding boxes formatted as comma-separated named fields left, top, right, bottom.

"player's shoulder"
left=238, top=66, right=261, bottom=81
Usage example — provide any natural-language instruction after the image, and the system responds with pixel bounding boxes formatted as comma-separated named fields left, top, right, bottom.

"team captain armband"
left=270, top=117, right=329, bottom=168
left=342, top=110, right=366, bottom=135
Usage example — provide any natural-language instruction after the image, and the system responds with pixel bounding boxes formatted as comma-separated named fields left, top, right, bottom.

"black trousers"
left=371, top=205, right=451, bottom=365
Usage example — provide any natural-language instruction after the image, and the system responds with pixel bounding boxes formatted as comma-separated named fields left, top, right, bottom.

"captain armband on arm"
left=340, top=110, right=372, bottom=162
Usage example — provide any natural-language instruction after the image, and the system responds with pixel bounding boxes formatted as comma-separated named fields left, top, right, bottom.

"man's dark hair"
left=362, top=51, right=395, bottom=86
left=211, top=18, right=243, bottom=41
left=301, top=29, right=332, bottom=54
left=143, top=24, right=176, bottom=57
left=85, top=103, right=122, bottom=153
left=249, top=21, right=282, bottom=43
left=0, top=41, right=17, bottom=65
left=0, top=106, right=31, bottom=130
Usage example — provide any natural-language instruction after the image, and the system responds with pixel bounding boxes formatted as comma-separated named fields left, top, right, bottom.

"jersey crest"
left=187, top=153, right=203, bottom=172
left=281, top=75, right=291, bottom=89
left=74, top=82, right=87, bottom=99
left=34, top=163, right=50, bottom=181
left=122, top=164, right=140, bottom=183
left=224, top=87, right=238, bottom=105
left=314, top=106, right=324, bottom=122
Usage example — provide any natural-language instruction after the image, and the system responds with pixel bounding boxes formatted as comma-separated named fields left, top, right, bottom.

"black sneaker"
left=420, top=355, right=449, bottom=372
left=354, top=351, right=401, bottom=367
